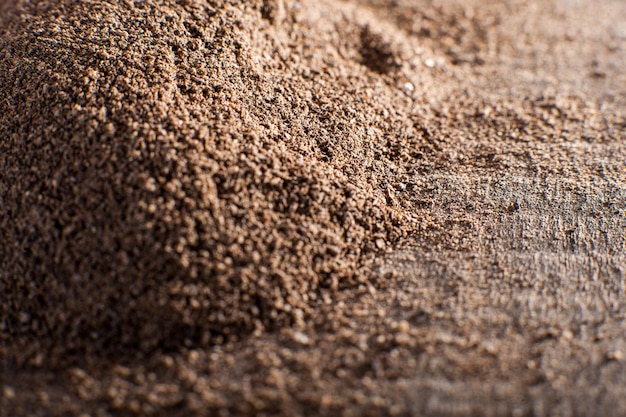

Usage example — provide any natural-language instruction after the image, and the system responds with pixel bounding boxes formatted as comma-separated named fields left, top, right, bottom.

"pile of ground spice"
left=0, top=0, right=420, bottom=362
left=2, top=0, right=625, bottom=416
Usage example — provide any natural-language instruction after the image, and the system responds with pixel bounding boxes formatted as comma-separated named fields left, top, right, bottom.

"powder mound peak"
left=0, top=0, right=413, bottom=361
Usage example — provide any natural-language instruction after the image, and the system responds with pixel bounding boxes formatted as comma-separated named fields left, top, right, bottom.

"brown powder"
left=1, top=0, right=626, bottom=416
left=0, top=0, right=414, bottom=361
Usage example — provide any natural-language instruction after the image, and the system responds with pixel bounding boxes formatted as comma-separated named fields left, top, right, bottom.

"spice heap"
left=0, top=0, right=419, bottom=361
